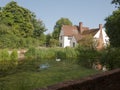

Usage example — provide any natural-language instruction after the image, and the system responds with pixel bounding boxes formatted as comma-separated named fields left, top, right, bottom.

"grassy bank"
left=25, top=47, right=78, bottom=59
left=0, top=59, right=100, bottom=90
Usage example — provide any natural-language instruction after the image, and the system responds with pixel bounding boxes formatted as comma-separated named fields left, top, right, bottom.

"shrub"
left=25, top=47, right=37, bottom=59
left=100, top=47, right=120, bottom=70
left=76, top=45, right=100, bottom=68
left=0, top=49, right=10, bottom=61
left=10, top=49, right=18, bottom=60
left=56, top=50, right=66, bottom=59
left=0, top=49, right=18, bottom=72
left=65, top=47, right=78, bottom=59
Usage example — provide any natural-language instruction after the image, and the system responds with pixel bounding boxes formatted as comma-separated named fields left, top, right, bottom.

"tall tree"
left=112, top=0, right=120, bottom=8
left=0, top=1, right=34, bottom=37
left=52, top=18, right=72, bottom=40
left=0, top=1, right=47, bottom=48
left=32, top=18, right=47, bottom=39
left=105, top=1, right=120, bottom=47
left=0, top=1, right=46, bottom=38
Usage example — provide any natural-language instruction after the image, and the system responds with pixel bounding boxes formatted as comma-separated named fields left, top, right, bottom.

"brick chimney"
left=79, top=22, right=83, bottom=34
left=99, top=24, right=102, bottom=30
left=97, top=24, right=104, bottom=50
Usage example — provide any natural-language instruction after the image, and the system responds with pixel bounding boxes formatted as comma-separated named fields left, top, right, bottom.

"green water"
left=0, top=59, right=99, bottom=90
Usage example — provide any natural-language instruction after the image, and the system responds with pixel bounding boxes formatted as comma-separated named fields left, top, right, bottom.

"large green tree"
left=0, top=1, right=46, bottom=38
left=0, top=1, right=34, bottom=37
left=52, top=18, right=72, bottom=40
left=112, top=0, right=120, bottom=8
left=32, top=18, right=47, bottom=39
left=105, top=3, right=120, bottom=47
left=0, top=1, right=47, bottom=48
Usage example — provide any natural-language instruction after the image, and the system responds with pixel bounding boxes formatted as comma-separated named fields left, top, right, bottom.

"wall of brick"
left=35, top=69, right=120, bottom=90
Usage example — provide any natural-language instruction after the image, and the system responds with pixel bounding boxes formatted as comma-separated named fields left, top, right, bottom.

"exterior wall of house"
left=59, top=30, right=74, bottom=48
left=63, top=36, right=71, bottom=48
left=102, top=28, right=109, bottom=47
left=94, top=28, right=109, bottom=47
left=59, top=30, right=64, bottom=47
left=70, top=36, right=77, bottom=47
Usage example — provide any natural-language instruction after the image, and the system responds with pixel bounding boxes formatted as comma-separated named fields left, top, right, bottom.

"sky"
left=0, top=0, right=116, bottom=34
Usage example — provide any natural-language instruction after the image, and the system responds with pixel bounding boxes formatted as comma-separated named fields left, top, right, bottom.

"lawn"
left=0, top=59, right=100, bottom=90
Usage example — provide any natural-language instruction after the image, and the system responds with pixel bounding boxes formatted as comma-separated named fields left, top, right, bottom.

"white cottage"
left=59, top=22, right=109, bottom=50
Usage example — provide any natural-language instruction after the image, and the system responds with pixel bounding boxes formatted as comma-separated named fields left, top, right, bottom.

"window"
left=68, top=37, right=72, bottom=40
left=60, top=43, right=62, bottom=47
left=60, top=36, right=62, bottom=40
left=73, top=42, right=75, bottom=47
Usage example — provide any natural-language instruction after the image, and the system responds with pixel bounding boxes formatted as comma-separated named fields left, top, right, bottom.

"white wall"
left=59, top=30, right=64, bottom=47
left=70, top=36, right=77, bottom=47
left=102, top=28, right=109, bottom=46
left=63, top=36, right=71, bottom=47
left=94, top=28, right=109, bottom=47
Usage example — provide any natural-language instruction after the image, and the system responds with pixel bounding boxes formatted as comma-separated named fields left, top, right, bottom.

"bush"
left=0, top=49, right=18, bottom=72
left=65, top=47, right=78, bottom=59
left=10, top=49, right=18, bottom=60
left=76, top=45, right=101, bottom=68
left=25, top=47, right=37, bottom=59
left=0, top=49, right=10, bottom=61
left=56, top=50, right=66, bottom=59
left=100, top=47, right=120, bottom=70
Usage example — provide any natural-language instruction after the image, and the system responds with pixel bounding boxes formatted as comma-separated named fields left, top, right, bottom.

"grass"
left=0, top=59, right=100, bottom=90
left=25, top=47, right=79, bottom=59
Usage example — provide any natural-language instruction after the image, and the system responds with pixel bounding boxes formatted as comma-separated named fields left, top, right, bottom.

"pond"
left=39, top=63, right=50, bottom=70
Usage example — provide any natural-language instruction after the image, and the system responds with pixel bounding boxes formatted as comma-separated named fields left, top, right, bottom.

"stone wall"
left=35, top=69, right=120, bottom=90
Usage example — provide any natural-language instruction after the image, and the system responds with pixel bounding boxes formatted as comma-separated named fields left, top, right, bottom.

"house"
left=59, top=22, right=109, bottom=49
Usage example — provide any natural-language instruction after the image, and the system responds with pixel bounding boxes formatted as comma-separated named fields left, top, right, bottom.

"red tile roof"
left=61, top=25, right=99, bottom=42
left=62, top=25, right=78, bottom=36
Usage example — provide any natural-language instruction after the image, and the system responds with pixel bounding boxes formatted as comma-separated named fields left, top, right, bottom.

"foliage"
left=0, top=49, right=10, bottom=61
left=0, top=1, right=47, bottom=48
left=0, top=1, right=34, bottom=37
left=105, top=9, right=120, bottom=47
left=0, top=49, right=18, bottom=73
left=100, top=47, right=120, bottom=70
left=32, top=19, right=47, bottom=39
left=78, top=35, right=94, bottom=49
left=76, top=45, right=101, bottom=68
left=46, top=33, right=52, bottom=47
left=10, top=49, right=18, bottom=60
left=52, top=17, right=72, bottom=40
left=56, top=49, right=66, bottom=59
left=111, top=0, right=120, bottom=8
left=65, top=47, right=78, bottom=59
left=25, top=47, right=78, bottom=59
left=25, top=47, right=37, bottom=59
left=0, top=24, right=12, bottom=35
left=49, top=38, right=59, bottom=47
left=0, top=35, right=42, bottom=49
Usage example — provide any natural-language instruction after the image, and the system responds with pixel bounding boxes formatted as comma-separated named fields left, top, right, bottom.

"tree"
left=0, top=1, right=47, bottom=48
left=105, top=9, right=120, bottom=47
left=49, top=38, right=59, bottom=47
left=0, top=1, right=35, bottom=37
left=78, top=35, right=94, bottom=49
left=46, top=33, right=52, bottom=47
left=32, top=13, right=47, bottom=39
left=52, top=18, right=72, bottom=40
left=111, top=0, right=120, bottom=8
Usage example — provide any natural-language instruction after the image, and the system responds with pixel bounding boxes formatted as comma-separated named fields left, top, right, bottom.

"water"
left=39, top=63, right=50, bottom=70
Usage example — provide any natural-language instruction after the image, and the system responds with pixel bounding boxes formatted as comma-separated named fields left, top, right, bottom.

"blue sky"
left=0, top=0, right=116, bottom=34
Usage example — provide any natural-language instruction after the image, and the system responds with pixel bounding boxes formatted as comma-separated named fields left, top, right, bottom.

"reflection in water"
left=39, top=63, right=50, bottom=70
